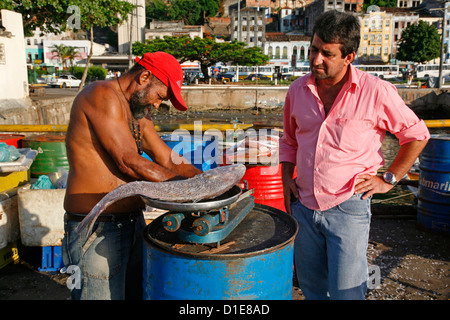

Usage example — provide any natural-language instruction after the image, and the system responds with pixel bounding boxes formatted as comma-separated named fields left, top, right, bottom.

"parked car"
left=217, top=72, right=236, bottom=83
left=244, top=73, right=270, bottom=81
left=48, top=75, right=81, bottom=88
left=184, top=71, right=205, bottom=84
left=35, top=77, right=48, bottom=84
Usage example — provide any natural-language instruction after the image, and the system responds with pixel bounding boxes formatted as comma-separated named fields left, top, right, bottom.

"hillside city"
left=3, top=0, right=450, bottom=91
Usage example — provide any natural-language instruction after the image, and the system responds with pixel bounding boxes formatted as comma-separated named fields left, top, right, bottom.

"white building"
left=445, top=1, right=450, bottom=62
left=117, top=0, right=146, bottom=54
left=145, top=20, right=204, bottom=41
left=43, top=39, right=91, bottom=68
left=397, top=0, right=422, bottom=8
left=389, top=9, right=419, bottom=58
left=0, top=9, right=28, bottom=100
left=230, top=7, right=267, bottom=48
left=265, top=33, right=311, bottom=68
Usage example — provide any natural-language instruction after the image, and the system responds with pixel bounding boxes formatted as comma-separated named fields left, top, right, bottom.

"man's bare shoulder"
left=72, top=80, right=123, bottom=115
left=76, top=80, right=119, bottom=102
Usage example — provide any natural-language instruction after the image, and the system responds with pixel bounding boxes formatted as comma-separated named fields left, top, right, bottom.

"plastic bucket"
left=143, top=133, right=218, bottom=171
left=418, top=134, right=450, bottom=235
left=22, top=134, right=69, bottom=177
left=239, top=164, right=285, bottom=211
left=0, top=134, right=25, bottom=148
left=143, top=204, right=298, bottom=300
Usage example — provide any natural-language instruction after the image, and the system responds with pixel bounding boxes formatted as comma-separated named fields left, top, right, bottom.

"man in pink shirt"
left=280, top=10, right=430, bottom=300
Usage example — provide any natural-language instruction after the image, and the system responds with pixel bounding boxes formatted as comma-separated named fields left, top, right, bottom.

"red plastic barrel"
left=240, top=163, right=296, bottom=212
left=0, top=134, right=25, bottom=148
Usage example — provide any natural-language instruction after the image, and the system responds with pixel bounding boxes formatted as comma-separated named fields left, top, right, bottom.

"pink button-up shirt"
left=279, top=65, right=430, bottom=211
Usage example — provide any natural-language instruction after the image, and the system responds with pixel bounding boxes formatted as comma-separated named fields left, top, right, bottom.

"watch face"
left=384, top=172, right=393, bottom=181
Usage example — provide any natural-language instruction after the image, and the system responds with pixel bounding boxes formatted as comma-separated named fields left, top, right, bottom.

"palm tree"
left=65, top=46, right=81, bottom=70
left=51, top=44, right=70, bottom=69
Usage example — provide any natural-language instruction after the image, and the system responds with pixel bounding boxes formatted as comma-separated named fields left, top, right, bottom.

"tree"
left=68, top=0, right=136, bottom=91
left=65, top=46, right=81, bottom=69
left=1, top=0, right=136, bottom=91
left=0, top=0, right=73, bottom=36
left=146, top=0, right=220, bottom=25
left=146, top=0, right=169, bottom=21
left=133, top=35, right=269, bottom=80
left=396, top=20, right=441, bottom=63
left=51, top=44, right=71, bottom=69
left=50, top=44, right=80, bottom=70
left=169, top=0, right=202, bottom=25
left=362, top=0, right=397, bottom=11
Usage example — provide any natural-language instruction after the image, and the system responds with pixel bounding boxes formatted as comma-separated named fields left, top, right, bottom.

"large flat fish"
left=75, top=164, right=246, bottom=236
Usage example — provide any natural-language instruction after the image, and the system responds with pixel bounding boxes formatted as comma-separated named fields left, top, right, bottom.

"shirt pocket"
left=335, top=118, right=374, bottom=153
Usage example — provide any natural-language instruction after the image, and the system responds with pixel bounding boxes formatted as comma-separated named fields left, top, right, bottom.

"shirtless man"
left=62, top=52, right=201, bottom=300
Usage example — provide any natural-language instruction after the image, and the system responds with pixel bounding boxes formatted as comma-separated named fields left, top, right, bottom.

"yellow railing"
left=0, top=123, right=253, bottom=133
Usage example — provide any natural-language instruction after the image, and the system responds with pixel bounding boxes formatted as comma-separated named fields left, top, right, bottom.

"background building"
left=230, top=7, right=267, bottom=48
left=0, top=9, right=28, bottom=100
left=117, top=0, right=146, bottom=54
left=358, top=10, right=393, bottom=63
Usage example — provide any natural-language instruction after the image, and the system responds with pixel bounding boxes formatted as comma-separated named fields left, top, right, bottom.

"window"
left=1, top=43, right=11, bottom=63
left=364, top=34, right=368, bottom=40
left=275, top=46, right=280, bottom=59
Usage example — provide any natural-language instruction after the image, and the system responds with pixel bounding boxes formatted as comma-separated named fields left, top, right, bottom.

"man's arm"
left=355, top=139, right=428, bottom=199
left=141, top=116, right=202, bottom=179
left=85, top=85, right=195, bottom=182
left=282, top=161, right=298, bottom=215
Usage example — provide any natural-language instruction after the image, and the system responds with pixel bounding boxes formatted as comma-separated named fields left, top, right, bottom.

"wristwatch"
left=383, top=171, right=398, bottom=185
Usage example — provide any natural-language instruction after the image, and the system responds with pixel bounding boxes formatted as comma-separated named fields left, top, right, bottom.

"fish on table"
left=75, top=164, right=246, bottom=236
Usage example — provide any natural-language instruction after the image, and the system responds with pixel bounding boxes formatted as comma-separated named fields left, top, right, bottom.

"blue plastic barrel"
left=418, top=134, right=450, bottom=235
left=143, top=133, right=218, bottom=171
left=143, top=204, right=298, bottom=300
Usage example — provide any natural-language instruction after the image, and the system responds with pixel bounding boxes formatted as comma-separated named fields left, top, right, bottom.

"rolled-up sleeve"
left=376, top=82, right=430, bottom=145
left=279, top=89, right=298, bottom=164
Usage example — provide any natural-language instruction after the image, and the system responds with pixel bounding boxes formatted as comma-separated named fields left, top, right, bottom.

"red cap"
left=135, top=52, right=187, bottom=111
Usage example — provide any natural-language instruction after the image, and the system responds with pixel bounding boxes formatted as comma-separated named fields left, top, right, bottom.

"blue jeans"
left=291, top=194, right=371, bottom=300
left=62, top=212, right=146, bottom=300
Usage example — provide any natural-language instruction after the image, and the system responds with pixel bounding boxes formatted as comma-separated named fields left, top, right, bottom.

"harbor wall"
left=0, top=87, right=448, bottom=126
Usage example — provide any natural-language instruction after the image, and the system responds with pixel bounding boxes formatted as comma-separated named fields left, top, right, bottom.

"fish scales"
left=75, top=164, right=246, bottom=236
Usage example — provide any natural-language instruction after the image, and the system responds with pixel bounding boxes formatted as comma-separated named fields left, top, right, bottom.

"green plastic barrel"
left=22, top=134, right=69, bottom=177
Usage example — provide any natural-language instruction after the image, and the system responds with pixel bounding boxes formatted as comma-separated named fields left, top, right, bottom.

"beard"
left=129, top=88, right=152, bottom=119
left=311, top=64, right=329, bottom=80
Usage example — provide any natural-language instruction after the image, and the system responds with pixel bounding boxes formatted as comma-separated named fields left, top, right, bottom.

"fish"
left=75, top=164, right=246, bottom=236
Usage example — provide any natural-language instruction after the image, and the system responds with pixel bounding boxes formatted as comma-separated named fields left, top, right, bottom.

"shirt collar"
left=305, top=63, right=360, bottom=91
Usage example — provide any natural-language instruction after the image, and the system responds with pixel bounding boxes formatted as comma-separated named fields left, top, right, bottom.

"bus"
left=280, top=65, right=311, bottom=80
left=236, top=65, right=275, bottom=80
left=353, top=64, right=400, bottom=79
left=415, top=63, right=450, bottom=79
left=219, top=65, right=275, bottom=80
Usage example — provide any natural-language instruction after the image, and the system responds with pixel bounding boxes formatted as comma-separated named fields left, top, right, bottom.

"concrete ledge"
left=0, top=87, right=448, bottom=127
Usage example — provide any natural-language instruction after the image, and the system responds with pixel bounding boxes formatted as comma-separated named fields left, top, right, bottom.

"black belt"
left=66, top=212, right=141, bottom=222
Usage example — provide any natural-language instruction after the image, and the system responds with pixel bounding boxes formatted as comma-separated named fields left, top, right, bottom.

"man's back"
left=64, top=80, right=143, bottom=214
